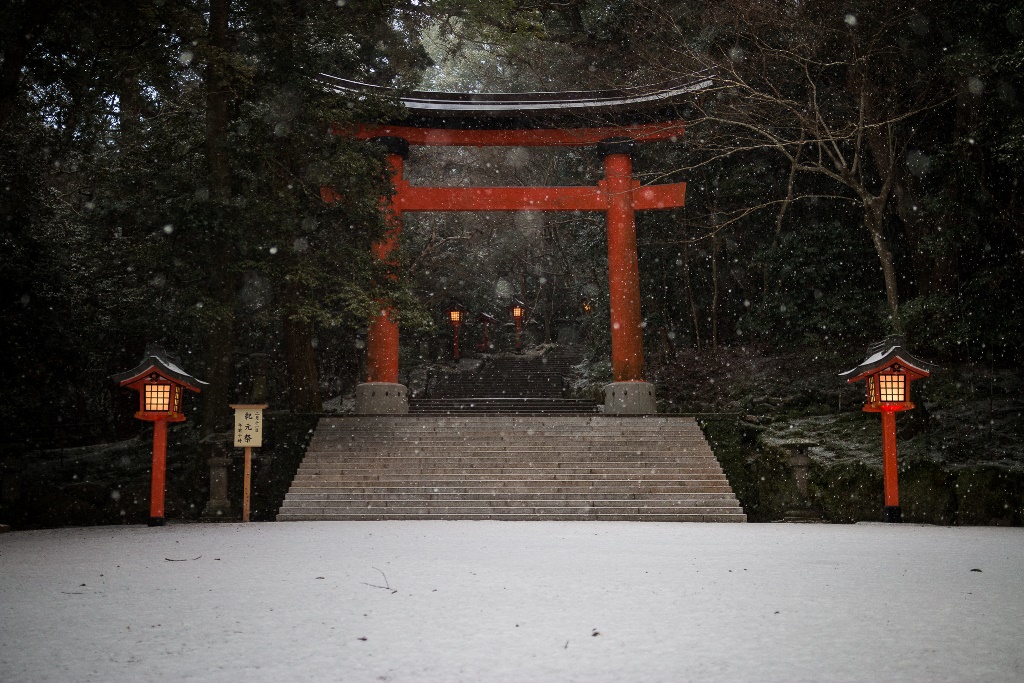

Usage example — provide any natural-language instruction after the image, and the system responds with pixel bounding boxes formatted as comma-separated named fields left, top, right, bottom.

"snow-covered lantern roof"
left=476, top=312, right=498, bottom=325
left=111, top=347, right=207, bottom=422
left=840, top=336, right=937, bottom=413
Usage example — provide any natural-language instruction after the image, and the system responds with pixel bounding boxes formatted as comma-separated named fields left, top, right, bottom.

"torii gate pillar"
left=355, top=137, right=409, bottom=415
left=599, top=138, right=656, bottom=414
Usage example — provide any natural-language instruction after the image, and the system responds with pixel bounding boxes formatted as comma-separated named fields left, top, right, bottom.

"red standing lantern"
left=448, top=304, right=466, bottom=362
left=840, top=336, right=936, bottom=523
left=508, top=298, right=527, bottom=353
left=112, top=348, right=206, bottom=526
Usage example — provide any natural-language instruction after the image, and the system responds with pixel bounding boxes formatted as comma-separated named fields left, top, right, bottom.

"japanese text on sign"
left=231, top=404, right=267, bottom=448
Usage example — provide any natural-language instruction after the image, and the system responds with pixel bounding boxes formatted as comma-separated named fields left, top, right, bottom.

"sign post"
left=230, top=403, right=267, bottom=522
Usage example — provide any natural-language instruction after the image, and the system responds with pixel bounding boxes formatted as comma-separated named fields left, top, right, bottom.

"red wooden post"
left=515, top=317, right=522, bottom=352
left=453, top=323, right=460, bottom=361
left=881, top=410, right=900, bottom=522
left=149, top=418, right=168, bottom=525
left=601, top=139, right=645, bottom=383
left=365, top=139, right=407, bottom=385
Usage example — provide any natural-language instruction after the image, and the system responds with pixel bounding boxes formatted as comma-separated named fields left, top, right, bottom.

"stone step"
left=313, top=426, right=708, bottom=433
left=312, top=424, right=702, bottom=431
left=296, top=464, right=723, bottom=473
left=284, top=502, right=742, bottom=513
left=313, top=417, right=688, bottom=421
left=284, top=499, right=741, bottom=509
left=297, top=463, right=722, bottom=472
left=309, top=435, right=710, bottom=441
left=278, top=414, right=745, bottom=523
left=303, top=446, right=716, bottom=454
left=410, top=408, right=600, bottom=414
left=306, top=435, right=712, bottom=441
left=290, top=473, right=730, bottom=483
left=286, top=484, right=738, bottom=494
left=306, top=456, right=715, bottom=463
left=277, top=512, right=747, bottom=522
left=288, top=479, right=730, bottom=490
left=409, top=408, right=599, bottom=414
left=310, top=444, right=707, bottom=450
left=284, top=491, right=738, bottom=502
left=290, top=479, right=729, bottom=489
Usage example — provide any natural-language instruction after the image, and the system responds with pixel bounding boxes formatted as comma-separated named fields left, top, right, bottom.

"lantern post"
left=447, top=304, right=466, bottom=362
left=112, top=348, right=206, bottom=526
left=476, top=312, right=497, bottom=352
left=509, top=298, right=527, bottom=353
left=841, top=336, right=936, bottom=523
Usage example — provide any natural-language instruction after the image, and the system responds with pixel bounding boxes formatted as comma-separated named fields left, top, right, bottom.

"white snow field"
left=2, top=522, right=1022, bottom=682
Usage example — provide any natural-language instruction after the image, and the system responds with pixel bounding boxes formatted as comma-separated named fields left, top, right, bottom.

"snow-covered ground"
left=2, top=521, right=1022, bottom=682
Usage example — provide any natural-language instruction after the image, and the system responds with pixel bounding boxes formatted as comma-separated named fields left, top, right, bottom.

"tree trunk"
left=206, top=0, right=231, bottom=198
left=200, top=0, right=235, bottom=437
left=865, top=198, right=902, bottom=332
left=711, top=233, right=719, bottom=353
left=117, top=64, right=143, bottom=137
left=682, top=240, right=701, bottom=353
left=284, top=311, right=322, bottom=412
left=201, top=308, right=235, bottom=435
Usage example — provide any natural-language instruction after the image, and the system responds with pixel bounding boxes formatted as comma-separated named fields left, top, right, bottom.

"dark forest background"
left=1, top=0, right=1022, bottom=525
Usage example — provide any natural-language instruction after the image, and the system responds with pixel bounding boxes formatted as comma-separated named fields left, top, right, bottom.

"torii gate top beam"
left=346, top=121, right=687, bottom=147
left=318, top=71, right=712, bottom=120
left=323, top=70, right=710, bottom=145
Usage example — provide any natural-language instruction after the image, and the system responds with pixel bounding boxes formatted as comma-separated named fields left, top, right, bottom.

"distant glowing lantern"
left=447, top=304, right=466, bottom=362
left=581, top=298, right=593, bottom=314
left=112, top=348, right=206, bottom=526
left=508, top=298, right=527, bottom=353
left=841, top=336, right=936, bottom=523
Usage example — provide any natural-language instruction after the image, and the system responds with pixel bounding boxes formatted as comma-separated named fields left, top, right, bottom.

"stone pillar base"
left=355, top=383, right=409, bottom=415
left=604, top=382, right=657, bottom=414
left=202, top=455, right=233, bottom=519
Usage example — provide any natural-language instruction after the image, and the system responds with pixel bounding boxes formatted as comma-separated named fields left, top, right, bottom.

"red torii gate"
left=344, top=119, right=688, bottom=415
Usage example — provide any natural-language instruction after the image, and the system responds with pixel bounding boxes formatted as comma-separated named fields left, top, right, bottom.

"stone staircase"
left=277, top=415, right=746, bottom=522
left=411, top=346, right=599, bottom=415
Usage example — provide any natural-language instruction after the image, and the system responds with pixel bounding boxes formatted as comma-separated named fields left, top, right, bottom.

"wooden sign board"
left=230, top=404, right=268, bottom=448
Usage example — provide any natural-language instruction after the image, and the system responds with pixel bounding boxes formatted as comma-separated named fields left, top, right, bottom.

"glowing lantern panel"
left=145, top=383, right=171, bottom=412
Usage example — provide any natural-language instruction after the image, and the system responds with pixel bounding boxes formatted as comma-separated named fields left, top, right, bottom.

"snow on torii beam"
left=347, top=121, right=687, bottom=147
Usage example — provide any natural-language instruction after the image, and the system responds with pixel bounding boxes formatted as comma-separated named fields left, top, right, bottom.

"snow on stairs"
left=277, top=415, right=747, bottom=522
